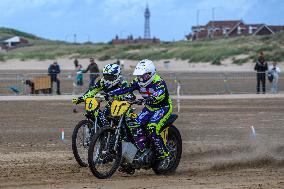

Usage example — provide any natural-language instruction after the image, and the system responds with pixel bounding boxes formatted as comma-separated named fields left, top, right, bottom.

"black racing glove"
left=145, top=97, right=155, bottom=105
left=104, top=93, right=110, bottom=101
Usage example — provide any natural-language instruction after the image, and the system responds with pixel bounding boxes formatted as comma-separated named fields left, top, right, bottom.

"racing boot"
left=150, top=132, right=171, bottom=169
left=150, top=131, right=170, bottom=160
left=127, top=122, right=147, bottom=152
left=137, top=148, right=152, bottom=166
left=119, top=164, right=135, bottom=175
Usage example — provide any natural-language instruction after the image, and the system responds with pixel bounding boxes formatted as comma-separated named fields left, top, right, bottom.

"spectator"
left=74, top=58, right=79, bottom=69
left=116, top=59, right=120, bottom=65
left=83, top=57, right=99, bottom=89
left=73, top=64, right=84, bottom=94
left=268, top=62, right=281, bottom=94
left=48, top=61, right=61, bottom=95
left=115, top=59, right=124, bottom=71
left=254, top=52, right=268, bottom=94
left=76, top=64, right=84, bottom=86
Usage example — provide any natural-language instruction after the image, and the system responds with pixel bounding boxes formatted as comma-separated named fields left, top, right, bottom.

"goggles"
left=138, top=73, right=151, bottom=82
left=103, top=74, right=117, bottom=81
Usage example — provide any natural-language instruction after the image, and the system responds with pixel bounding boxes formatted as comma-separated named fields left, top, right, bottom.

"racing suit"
left=110, top=74, right=172, bottom=158
left=80, top=78, right=135, bottom=116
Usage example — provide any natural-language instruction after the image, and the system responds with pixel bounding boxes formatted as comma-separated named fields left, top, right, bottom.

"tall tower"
left=144, top=4, right=151, bottom=39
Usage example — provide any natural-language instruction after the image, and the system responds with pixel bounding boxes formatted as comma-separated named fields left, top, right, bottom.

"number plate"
left=85, top=98, right=98, bottom=111
left=111, top=100, right=130, bottom=117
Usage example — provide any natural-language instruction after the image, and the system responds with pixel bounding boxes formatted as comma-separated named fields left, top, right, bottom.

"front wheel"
left=152, top=125, right=182, bottom=174
left=72, top=120, right=95, bottom=167
left=88, top=127, right=122, bottom=179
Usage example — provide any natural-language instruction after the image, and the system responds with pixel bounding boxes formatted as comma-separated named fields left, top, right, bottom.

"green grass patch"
left=211, top=57, right=221, bottom=65
left=0, top=54, right=5, bottom=62
left=1, top=27, right=284, bottom=63
left=232, top=58, right=250, bottom=65
left=0, top=27, right=42, bottom=40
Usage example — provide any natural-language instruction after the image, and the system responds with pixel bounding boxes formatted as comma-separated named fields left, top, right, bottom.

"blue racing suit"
left=110, top=74, right=172, bottom=158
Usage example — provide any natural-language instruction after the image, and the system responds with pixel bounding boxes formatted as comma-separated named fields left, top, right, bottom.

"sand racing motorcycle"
left=88, top=98, right=182, bottom=179
left=72, top=96, right=111, bottom=167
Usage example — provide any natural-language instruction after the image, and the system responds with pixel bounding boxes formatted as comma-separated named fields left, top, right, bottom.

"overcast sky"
left=0, top=0, right=283, bottom=42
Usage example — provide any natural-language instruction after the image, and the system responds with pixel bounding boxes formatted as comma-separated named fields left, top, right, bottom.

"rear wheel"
left=72, top=120, right=95, bottom=167
left=152, top=125, right=182, bottom=174
left=88, top=127, right=122, bottom=179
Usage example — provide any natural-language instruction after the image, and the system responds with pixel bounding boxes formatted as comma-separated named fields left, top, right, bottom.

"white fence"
left=0, top=72, right=283, bottom=96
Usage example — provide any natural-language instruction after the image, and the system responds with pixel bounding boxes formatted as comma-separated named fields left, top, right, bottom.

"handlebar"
left=127, top=99, right=145, bottom=105
left=97, top=93, right=145, bottom=105
left=94, top=95, right=105, bottom=102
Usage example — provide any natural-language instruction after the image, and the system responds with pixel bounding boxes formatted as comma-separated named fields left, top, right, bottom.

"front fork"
left=113, top=115, right=124, bottom=151
left=94, top=115, right=98, bottom=133
left=102, top=116, right=123, bottom=153
left=83, top=110, right=99, bottom=146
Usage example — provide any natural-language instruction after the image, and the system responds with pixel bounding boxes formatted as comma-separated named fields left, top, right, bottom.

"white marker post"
left=251, top=126, right=256, bottom=138
left=61, top=128, right=65, bottom=141
left=176, top=80, right=181, bottom=113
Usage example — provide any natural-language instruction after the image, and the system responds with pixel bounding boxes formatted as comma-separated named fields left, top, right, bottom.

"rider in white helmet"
left=109, top=59, right=172, bottom=161
left=72, top=63, right=135, bottom=114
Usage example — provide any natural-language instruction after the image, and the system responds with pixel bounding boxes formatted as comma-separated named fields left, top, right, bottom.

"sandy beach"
left=1, top=98, right=284, bottom=188
left=1, top=58, right=282, bottom=72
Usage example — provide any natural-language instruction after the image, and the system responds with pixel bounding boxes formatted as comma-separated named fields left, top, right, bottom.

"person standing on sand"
left=74, top=58, right=79, bottom=69
left=72, top=64, right=84, bottom=96
left=268, top=61, right=281, bottom=94
left=254, top=52, right=268, bottom=94
left=83, top=57, right=99, bottom=89
left=48, top=61, right=61, bottom=95
left=75, top=64, right=84, bottom=88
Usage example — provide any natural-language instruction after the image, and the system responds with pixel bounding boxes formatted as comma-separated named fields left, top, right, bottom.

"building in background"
left=0, top=36, right=29, bottom=50
left=186, top=20, right=284, bottom=41
left=111, top=4, right=160, bottom=45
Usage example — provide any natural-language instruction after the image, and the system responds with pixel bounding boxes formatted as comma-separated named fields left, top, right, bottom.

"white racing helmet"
left=102, top=63, right=121, bottom=88
left=133, top=59, right=156, bottom=87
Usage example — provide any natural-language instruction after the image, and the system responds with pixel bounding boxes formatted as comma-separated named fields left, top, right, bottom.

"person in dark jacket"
left=48, top=61, right=61, bottom=95
left=74, top=58, right=79, bottom=69
left=254, top=52, right=268, bottom=94
left=83, top=57, right=100, bottom=89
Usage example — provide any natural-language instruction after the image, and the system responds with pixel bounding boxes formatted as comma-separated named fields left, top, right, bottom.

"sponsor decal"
left=140, top=88, right=155, bottom=97
left=129, top=113, right=138, bottom=119
left=153, top=89, right=163, bottom=97
left=152, top=109, right=165, bottom=122
left=138, top=111, right=149, bottom=120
